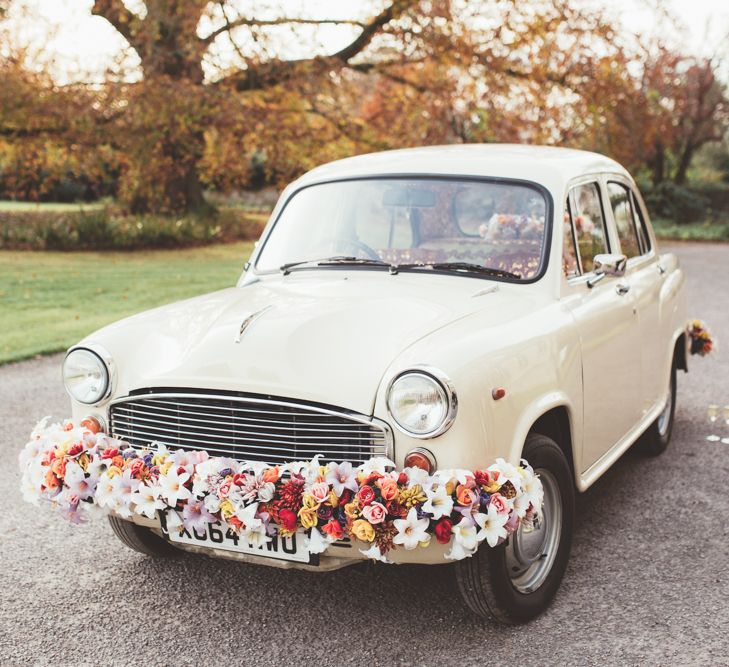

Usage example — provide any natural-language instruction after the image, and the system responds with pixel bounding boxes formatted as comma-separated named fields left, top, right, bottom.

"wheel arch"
left=527, top=406, right=576, bottom=487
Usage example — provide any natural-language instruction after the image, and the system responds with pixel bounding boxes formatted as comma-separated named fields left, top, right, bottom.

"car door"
left=560, top=179, right=643, bottom=473
left=604, top=178, right=664, bottom=416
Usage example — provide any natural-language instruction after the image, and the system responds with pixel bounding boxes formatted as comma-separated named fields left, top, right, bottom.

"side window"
left=631, top=191, right=652, bottom=254
left=562, top=198, right=579, bottom=277
left=607, top=182, right=641, bottom=258
left=569, top=182, right=608, bottom=274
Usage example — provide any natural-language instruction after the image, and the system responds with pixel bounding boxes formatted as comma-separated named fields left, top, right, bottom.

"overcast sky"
left=4, top=0, right=728, bottom=82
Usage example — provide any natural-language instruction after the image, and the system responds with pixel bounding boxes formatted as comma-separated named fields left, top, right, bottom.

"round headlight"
left=62, top=348, right=110, bottom=404
left=387, top=370, right=455, bottom=437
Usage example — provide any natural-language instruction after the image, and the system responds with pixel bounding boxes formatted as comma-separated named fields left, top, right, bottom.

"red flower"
left=128, top=459, right=145, bottom=479
left=279, top=509, right=297, bottom=532
left=228, top=516, right=243, bottom=530
left=233, top=473, right=247, bottom=487
left=339, top=489, right=353, bottom=506
left=67, top=442, right=84, bottom=457
left=434, top=518, right=453, bottom=545
left=357, top=485, right=375, bottom=506
left=474, top=470, right=492, bottom=487
left=385, top=500, right=407, bottom=518
left=397, top=472, right=408, bottom=485
left=100, top=447, right=119, bottom=460
left=363, top=472, right=383, bottom=486
left=322, top=520, right=344, bottom=540
left=63, top=423, right=74, bottom=432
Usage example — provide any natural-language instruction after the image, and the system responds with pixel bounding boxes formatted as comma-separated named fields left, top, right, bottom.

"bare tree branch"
left=219, top=0, right=418, bottom=91
left=201, top=17, right=366, bottom=44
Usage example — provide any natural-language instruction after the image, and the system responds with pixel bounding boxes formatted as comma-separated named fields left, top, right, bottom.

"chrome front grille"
left=109, top=391, right=392, bottom=466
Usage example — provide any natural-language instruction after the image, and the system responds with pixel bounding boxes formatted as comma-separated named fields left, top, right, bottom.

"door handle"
left=657, top=264, right=666, bottom=275
left=616, top=283, right=630, bottom=296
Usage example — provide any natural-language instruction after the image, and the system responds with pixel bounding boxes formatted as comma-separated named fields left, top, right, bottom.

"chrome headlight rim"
left=62, top=344, right=115, bottom=406
left=386, top=365, right=458, bottom=439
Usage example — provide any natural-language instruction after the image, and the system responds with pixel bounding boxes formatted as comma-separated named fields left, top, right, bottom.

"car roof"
left=295, top=144, right=631, bottom=191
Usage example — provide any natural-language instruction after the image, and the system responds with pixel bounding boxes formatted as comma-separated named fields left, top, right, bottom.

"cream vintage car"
left=62, top=145, right=687, bottom=623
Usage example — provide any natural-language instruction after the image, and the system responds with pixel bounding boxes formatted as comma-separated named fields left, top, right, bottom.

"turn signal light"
left=80, top=416, right=105, bottom=434
left=404, top=448, right=436, bottom=474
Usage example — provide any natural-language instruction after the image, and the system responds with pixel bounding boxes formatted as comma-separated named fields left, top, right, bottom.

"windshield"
left=255, top=177, right=549, bottom=281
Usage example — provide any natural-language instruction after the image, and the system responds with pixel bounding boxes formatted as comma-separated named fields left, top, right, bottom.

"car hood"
left=86, top=271, right=529, bottom=415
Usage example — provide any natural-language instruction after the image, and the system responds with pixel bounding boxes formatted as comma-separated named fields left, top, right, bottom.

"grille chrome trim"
left=109, top=391, right=393, bottom=466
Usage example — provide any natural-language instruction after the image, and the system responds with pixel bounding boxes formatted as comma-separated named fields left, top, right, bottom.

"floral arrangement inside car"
left=19, top=145, right=692, bottom=624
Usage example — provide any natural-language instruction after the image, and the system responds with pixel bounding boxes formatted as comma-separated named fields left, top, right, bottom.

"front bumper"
left=121, top=512, right=452, bottom=571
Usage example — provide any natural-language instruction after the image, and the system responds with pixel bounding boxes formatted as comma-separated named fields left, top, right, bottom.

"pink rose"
left=489, top=493, right=510, bottom=514
left=218, top=479, right=232, bottom=497
left=361, top=501, right=387, bottom=525
left=309, top=482, right=330, bottom=504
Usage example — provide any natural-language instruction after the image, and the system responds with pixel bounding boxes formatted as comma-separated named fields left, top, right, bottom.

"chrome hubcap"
left=657, top=376, right=674, bottom=438
left=504, top=469, right=561, bottom=594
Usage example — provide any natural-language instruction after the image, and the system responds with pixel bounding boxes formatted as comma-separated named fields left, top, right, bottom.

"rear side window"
left=607, top=182, right=641, bottom=258
left=568, top=183, right=609, bottom=274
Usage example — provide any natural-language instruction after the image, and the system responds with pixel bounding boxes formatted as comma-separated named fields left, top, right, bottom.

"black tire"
left=454, top=433, right=574, bottom=624
left=108, top=515, right=178, bottom=557
left=639, top=357, right=677, bottom=457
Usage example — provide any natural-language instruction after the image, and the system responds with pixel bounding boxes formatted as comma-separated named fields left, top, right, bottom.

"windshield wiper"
left=281, top=256, right=391, bottom=275
left=393, top=261, right=521, bottom=280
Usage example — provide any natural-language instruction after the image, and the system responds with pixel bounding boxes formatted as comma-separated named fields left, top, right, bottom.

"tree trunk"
left=650, top=142, right=666, bottom=186
left=674, top=144, right=694, bottom=185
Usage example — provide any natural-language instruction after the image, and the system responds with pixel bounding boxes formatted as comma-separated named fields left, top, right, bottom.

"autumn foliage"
left=0, top=0, right=727, bottom=214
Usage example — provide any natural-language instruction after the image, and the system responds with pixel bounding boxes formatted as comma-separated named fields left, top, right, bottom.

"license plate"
left=162, top=514, right=312, bottom=564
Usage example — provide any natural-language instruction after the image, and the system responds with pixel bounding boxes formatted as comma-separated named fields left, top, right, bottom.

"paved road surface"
left=1, top=242, right=728, bottom=666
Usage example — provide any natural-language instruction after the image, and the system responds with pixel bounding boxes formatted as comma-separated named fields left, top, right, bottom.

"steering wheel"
left=338, top=238, right=382, bottom=261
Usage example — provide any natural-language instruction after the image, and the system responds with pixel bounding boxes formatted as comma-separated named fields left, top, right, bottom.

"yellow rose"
left=106, top=465, right=122, bottom=479
left=219, top=499, right=235, bottom=520
left=302, top=494, right=320, bottom=510
left=152, top=452, right=168, bottom=466
left=298, top=507, right=318, bottom=530
left=482, top=480, right=501, bottom=494
left=344, top=500, right=361, bottom=519
left=77, top=453, right=90, bottom=472
left=445, top=481, right=455, bottom=495
left=328, top=489, right=339, bottom=508
left=350, top=519, right=375, bottom=543
left=160, top=460, right=174, bottom=475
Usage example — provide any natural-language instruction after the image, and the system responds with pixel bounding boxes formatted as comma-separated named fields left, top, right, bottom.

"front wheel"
left=454, top=434, right=574, bottom=624
left=108, top=515, right=179, bottom=558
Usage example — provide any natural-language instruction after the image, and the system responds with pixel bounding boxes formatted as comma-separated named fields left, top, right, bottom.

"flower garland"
left=19, top=419, right=543, bottom=563
left=687, top=319, right=715, bottom=357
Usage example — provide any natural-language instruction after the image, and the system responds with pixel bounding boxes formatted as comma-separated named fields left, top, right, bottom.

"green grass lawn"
left=0, top=242, right=254, bottom=364
left=652, top=218, right=729, bottom=242
left=0, top=200, right=106, bottom=212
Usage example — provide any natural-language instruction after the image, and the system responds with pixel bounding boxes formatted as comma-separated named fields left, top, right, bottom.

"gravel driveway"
left=2, top=242, right=728, bottom=667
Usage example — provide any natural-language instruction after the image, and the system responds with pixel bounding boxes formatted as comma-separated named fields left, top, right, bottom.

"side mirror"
left=587, top=253, right=627, bottom=287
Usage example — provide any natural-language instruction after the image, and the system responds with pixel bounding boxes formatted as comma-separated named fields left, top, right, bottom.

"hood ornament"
left=235, top=305, right=273, bottom=343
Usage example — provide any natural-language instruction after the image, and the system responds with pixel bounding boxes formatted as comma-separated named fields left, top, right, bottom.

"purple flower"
left=182, top=499, right=216, bottom=533
left=479, top=491, right=492, bottom=511
left=219, top=467, right=233, bottom=477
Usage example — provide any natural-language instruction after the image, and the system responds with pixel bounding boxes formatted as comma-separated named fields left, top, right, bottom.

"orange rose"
left=376, top=478, right=399, bottom=502
left=51, top=457, right=67, bottom=479
left=44, top=470, right=59, bottom=490
left=456, top=484, right=477, bottom=506
left=111, top=455, right=124, bottom=469
left=262, top=467, right=280, bottom=483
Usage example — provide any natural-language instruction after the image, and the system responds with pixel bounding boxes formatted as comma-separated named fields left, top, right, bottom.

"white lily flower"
left=421, top=484, right=454, bottom=519
left=307, top=528, right=334, bottom=555
left=403, top=466, right=432, bottom=488
left=236, top=503, right=270, bottom=547
left=358, top=456, right=396, bottom=476
left=360, top=543, right=392, bottom=563
left=131, top=482, right=165, bottom=519
left=393, top=507, right=431, bottom=550
left=165, top=509, right=183, bottom=533
left=475, top=505, right=509, bottom=547
left=158, top=468, right=192, bottom=506
left=203, top=493, right=221, bottom=514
